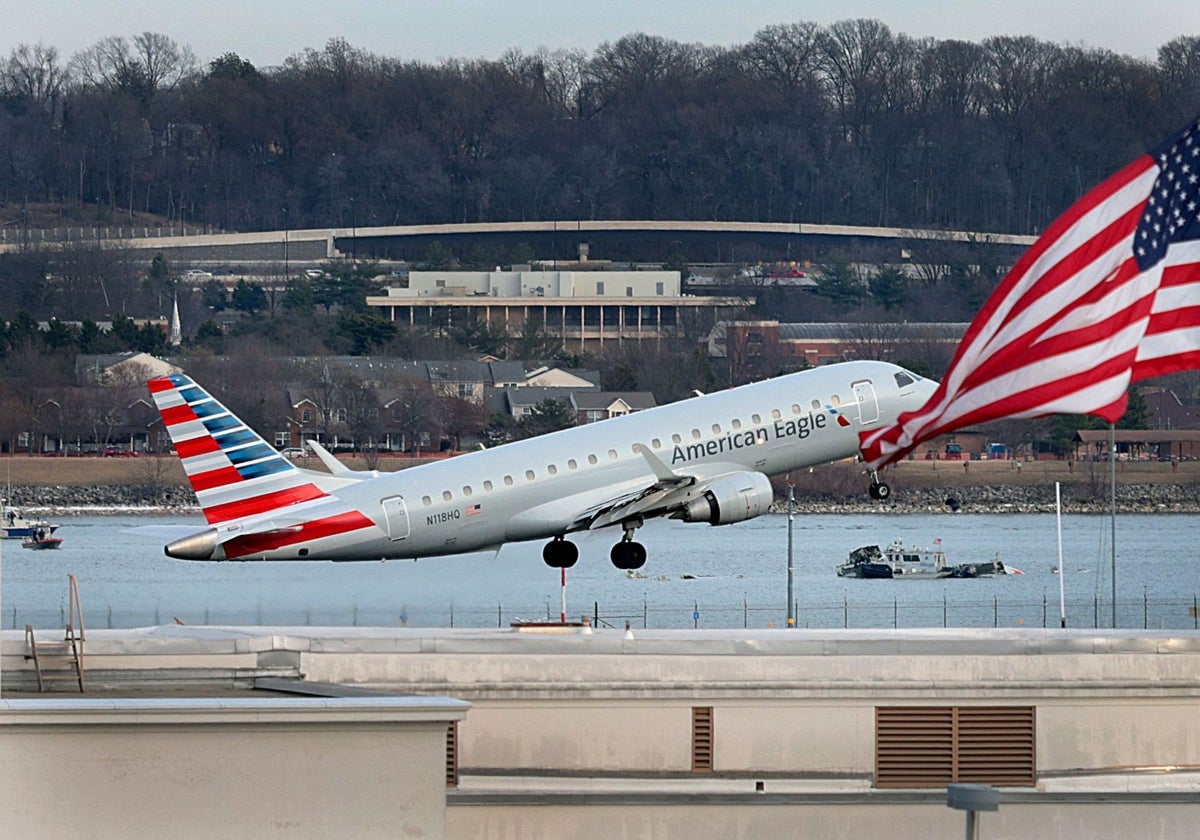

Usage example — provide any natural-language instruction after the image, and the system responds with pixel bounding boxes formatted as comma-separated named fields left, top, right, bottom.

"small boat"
left=21, top=535, right=63, bottom=550
left=837, top=539, right=1006, bottom=579
left=1, top=500, right=59, bottom=540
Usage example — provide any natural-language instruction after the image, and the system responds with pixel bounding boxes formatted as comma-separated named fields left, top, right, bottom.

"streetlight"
left=947, top=783, right=998, bottom=840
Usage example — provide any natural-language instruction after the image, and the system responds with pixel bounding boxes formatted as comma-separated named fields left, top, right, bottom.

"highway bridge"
left=0, top=219, right=1037, bottom=267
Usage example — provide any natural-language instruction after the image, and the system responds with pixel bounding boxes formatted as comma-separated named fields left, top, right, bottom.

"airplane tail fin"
left=147, top=374, right=330, bottom=525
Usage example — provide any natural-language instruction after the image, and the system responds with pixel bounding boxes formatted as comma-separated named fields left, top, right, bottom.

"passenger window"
left=771, top=409, right=781, bottom=420
left=588, top=454, right=598, bottom=464
left=732, top=419, right=742, bottom=430
left=525, top=469, right=535, bottom=481
left=483, top=480, right=493, bottom=492
left=752, top=414, right=761, bottom=424
left=442, top=490, right=452, bottom=501
left=672, top=433, right=682, bottom=444
left=422, top=495, right=432, bottom=507
left=567, top=459, right=577, bottom=469
left=547, top=464, right=558, bottom=475
left=462, top=486, right=472, bottom=497
left=504, top=475, right=514, bottom=486
left=691, top=429, right=701, bottom=440
left=791, top=404, right=801, bottom=415
left=651, top=438, right=661, bottom=448
left=711, top=424, right=721, bottom=434
left=608, top=449, right=617, bottom=460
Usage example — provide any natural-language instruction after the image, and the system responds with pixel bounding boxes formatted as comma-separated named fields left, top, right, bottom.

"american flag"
left=466, top=503, right=482, bottom=516
left=861, top=116, right=1200, bottom=469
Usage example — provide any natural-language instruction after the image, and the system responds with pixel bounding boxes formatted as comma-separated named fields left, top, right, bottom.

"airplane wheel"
left=870, top=481, right=891, bottom=501
left=610, top=540, right=647, bottom=570
left=542, top=538, right=578, bottom=568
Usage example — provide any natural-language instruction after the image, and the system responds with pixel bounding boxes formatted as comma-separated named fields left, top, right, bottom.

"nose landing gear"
left=867, top=469, right=891, bottom=500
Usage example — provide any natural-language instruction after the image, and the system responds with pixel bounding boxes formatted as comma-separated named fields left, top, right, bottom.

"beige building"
left=4, top=625, right=1199, bottom=838
left=367, top=270, right=749, bottom=349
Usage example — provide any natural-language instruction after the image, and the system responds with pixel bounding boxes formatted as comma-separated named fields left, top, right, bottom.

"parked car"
left=279, top=447, right=307, bottom=459
left=103, top=447, right=140, bottom=457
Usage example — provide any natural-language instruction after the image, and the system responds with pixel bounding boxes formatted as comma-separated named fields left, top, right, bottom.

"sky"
left=3, top=0, right=1198, bottom=69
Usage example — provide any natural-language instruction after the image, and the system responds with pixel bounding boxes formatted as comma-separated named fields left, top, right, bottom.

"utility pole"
left=786, top=482, right=795, bottom=628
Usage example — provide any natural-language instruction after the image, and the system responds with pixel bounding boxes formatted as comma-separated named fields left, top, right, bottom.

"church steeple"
left=170, top=295, right=182, bottom=346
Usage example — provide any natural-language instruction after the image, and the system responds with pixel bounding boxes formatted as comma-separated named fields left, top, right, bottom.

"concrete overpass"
left=0, top=220, right=1037, bottom=267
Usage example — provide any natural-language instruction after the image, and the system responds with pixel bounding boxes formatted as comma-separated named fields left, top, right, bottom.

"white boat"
left=1, top=500, right=59, bottom=541
left=837, top=539, right=1006, bottom=579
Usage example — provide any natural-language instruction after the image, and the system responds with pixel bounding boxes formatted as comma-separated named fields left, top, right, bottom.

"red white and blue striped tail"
left=147, top=374, right=329, bottom=526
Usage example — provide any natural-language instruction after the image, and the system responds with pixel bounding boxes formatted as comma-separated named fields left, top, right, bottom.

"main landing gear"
left=867, top=469, right=891, bottom=501
left=541, top=519, right=648, bottom=571
left=542, top=536, right=578, bottom=568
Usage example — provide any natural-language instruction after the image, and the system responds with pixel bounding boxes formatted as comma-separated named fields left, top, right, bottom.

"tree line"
left=1, top=24, right=1198, bottom=239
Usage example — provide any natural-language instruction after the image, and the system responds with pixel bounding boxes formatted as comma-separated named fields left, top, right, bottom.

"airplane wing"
left=563, top=445, right=758, bottom=532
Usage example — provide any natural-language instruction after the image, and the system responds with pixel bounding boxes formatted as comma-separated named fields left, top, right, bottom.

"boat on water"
left=1, top=500, right=59, bottom=541
left=836, top=539, right=1006, bottom=579
left=21, top=534, right=63, bottom=550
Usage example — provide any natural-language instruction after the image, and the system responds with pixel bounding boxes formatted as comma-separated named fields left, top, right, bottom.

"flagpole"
left=1110, top=423, right=1117, bottom=629
left=1056, top=482, right=1066, bottom=628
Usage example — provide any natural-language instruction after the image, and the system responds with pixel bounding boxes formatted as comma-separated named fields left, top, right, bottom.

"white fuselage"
left=248, top=359, right=934, bottom=561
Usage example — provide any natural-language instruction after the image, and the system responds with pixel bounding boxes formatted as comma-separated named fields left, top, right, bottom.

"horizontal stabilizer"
left=306, top=440, right=378, bottom=479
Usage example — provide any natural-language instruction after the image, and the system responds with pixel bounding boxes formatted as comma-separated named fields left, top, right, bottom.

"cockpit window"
left=894, top=371, right=916, bottom=387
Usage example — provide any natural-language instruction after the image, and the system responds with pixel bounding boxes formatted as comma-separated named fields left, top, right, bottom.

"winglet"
left=633, top=443, right=684, bottom=483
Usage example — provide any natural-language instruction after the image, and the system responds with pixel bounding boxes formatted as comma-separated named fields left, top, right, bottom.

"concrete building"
left=3, top=625, right=1199, bottom=838
left=367, top=270, right=749, bottom=349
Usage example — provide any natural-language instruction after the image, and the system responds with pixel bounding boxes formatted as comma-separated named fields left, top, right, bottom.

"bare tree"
left=70, top=32, right=196, bottom=96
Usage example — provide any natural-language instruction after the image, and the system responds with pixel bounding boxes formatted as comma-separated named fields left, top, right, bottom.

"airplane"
left=146, top=360, right=937, bottom=568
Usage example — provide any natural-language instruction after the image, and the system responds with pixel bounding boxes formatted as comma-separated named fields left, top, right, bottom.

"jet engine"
left=677, top=471, right=774, bottom=525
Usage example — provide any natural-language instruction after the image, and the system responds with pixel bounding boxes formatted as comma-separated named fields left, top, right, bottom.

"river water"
left=2, top=511, right=1196, bottom=631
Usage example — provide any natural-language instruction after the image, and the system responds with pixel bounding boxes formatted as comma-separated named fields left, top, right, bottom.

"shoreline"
left=15, top=495, right=1200, bottom=518
left=3, top=456, right=1197, bottom=517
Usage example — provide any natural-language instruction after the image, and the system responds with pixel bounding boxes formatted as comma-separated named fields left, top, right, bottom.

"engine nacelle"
left=679, top=471, right=774, bottom=525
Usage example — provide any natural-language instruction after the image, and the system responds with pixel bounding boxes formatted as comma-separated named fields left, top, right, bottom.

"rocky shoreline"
left=782, top=482, right=1200, bottom=514
left=6, top=481, right=1199, bottom=516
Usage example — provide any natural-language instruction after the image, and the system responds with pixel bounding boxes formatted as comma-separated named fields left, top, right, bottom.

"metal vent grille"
left=875, top=706, right=1035, bottom=789
left=692, top=706, right=714, bottom=773
left=445, top=722, right=459, bottom=788
left=957, top=706, right=1036, bottom=787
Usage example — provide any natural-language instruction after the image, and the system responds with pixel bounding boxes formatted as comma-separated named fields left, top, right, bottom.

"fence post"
left=1144, top=588, right=1148, bottom=630
left=1094, top=594, right=1099, bottom=628
left=1042, top=593, right=1047, bottom=628
left=693, top=601, right=699, bottom=629
left=743, top=596, right=747, bottom=629
left=943, top=591, right=947, bottom=628
left=844, top=595, right=849, bottom=628
left=497, top=604, right=502, bottom=628
left=449, top=604, right=454, bottom=628
left=893, top=596, right=897, bottom=629
left=994, top=595, right=998, bottom=628
left=594, top=601, right=599, bottom=627
left=643, top=596, right=648, bottom=629
left=1195, top=595, right=1198, bottom=631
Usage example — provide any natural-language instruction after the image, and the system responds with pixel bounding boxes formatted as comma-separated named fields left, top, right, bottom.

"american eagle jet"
left=147, top=360, right=935, bottom=568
